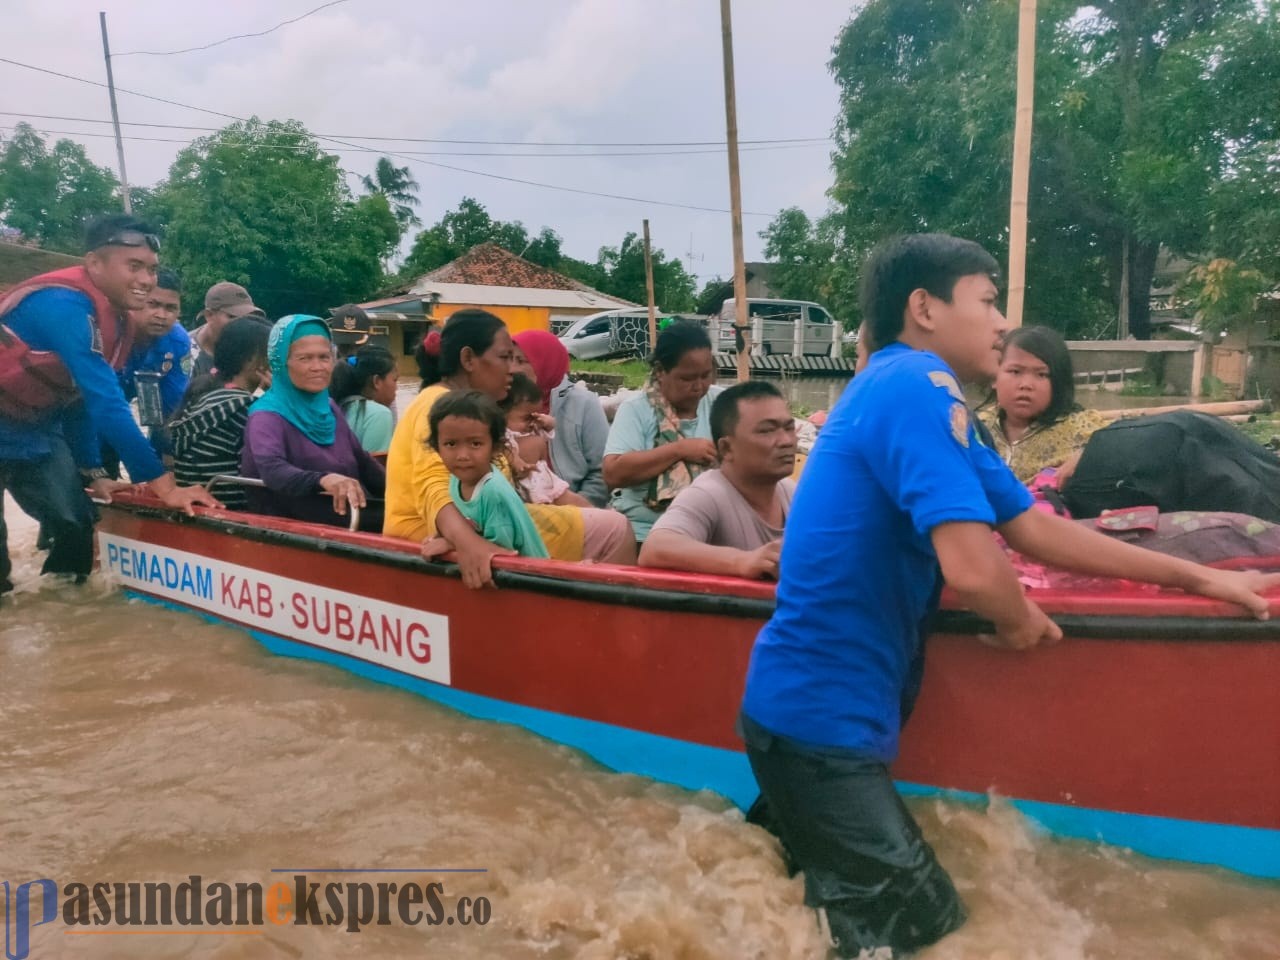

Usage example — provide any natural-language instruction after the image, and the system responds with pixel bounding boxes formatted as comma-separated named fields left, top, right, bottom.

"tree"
left=523, top=226, right=566, bottom=270
left=1177, top=258, right=1271, bottom=336
left=360, top=156, right=422, bottom=232
left=1196, top=7, right=1280, bottom=288
left=695, top=277, right=733, bottom=315
left=1046, top=0, right=1269, bottom=337
left=0, top=122, right=119, bottom=251
left=401, top=197, right=564, bottom=278
left=156, top=119, right=399, bottom=322
left=827, top=0, right=1104, bottom=334
left=592, top=232, right=697, bottom=312
left=401, top=199, right=696, bottom=310
left=758, top=207, right=846, bottom=307
left=825, top=0, right=1279, bottom=339
left=557, top=254, right=608, bottom=291
left=127, top=184, right=163, bottom=226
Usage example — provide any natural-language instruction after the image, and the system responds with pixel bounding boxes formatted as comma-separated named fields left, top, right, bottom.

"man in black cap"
left=328, top=304, right=373, bottom=361
left=189, top=281, right=266, bottom=376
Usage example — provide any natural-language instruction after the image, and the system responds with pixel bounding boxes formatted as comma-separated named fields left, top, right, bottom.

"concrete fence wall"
left=1067, top=340, right=1203, bottom=397
left=1246, top=343, right=1280, bottom=401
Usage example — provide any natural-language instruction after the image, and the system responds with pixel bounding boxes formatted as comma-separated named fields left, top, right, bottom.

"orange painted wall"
left=434, top=303, right=548, bottom=335
left=386, top=304, right=604, bottom=377
left=388, top=305, right=549, bottom=375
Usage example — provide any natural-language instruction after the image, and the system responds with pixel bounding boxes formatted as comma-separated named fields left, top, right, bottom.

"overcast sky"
left=3, top=0, right=857, bottom=282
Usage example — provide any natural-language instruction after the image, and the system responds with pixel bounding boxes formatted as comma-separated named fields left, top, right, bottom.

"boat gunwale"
left=98, top=496, right=1280, bottom=641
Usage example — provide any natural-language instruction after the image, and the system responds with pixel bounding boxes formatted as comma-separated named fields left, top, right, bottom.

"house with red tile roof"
left=358, top=243, right=637, bottom=374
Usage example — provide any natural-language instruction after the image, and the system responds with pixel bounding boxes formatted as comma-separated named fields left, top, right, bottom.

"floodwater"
left=3, top=504, right=1279, bottom=959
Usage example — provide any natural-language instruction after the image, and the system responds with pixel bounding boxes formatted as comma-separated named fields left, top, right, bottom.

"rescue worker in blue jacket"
left=114, top=267, right=192, bottom=466
left=0, top=215, right=219, bottom=593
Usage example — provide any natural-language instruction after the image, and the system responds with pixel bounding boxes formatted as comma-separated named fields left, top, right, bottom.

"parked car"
left=559, top=308, right=671, bottom=360
left=713, top=298, right=840, bottom=357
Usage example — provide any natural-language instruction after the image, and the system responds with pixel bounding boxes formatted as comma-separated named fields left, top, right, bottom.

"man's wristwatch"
left=80, top=467, right=110, bottom=482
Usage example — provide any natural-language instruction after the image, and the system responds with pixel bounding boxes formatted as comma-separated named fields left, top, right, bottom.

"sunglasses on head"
left=97, top=230, right=161, bottom=254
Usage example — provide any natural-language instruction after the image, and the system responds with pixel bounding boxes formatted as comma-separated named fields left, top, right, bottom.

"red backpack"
left=0, top=321, right=78, bottom=422
left=0, top=266, right=129, bottom=423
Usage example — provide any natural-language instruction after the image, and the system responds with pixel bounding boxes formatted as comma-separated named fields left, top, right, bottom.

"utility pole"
left=643, top=219, right=658, bottom=352
left=1006, top=0, right=1036, bottom=328
left=100, top=11, right=133, bottom=213
left=1117, top=236, right=1131, bottom=339
left=719, top=0, right=750, bottom=382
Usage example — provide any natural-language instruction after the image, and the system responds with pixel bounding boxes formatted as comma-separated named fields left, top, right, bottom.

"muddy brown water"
left=2, top=501, right=1279, bottom=959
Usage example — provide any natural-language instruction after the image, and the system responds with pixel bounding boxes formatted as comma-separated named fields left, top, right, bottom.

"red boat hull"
left=94, top=498, right=1280, bottom=877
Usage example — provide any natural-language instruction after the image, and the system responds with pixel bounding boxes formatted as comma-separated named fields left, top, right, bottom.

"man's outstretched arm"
left=931, top=521, right=1062, bottom=649
left=999, top=508, right=1280, bottom=619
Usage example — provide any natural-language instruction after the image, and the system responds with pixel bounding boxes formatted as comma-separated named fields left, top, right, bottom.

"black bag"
left=1062, top=411, right=1280, bottom=522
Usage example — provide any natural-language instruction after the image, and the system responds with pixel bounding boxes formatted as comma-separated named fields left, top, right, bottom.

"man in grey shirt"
left=639, top=380, right=797, bottom=579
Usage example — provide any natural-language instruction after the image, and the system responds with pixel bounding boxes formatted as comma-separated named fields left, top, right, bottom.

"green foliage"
left=695, top=277, right=734, bottom=315
left=0, top=123, right=120, bottom=252
left=570, top=359, right=650, bottom=389
left=155, top=118, right=398, bottom=323
left=401, top=198, right=695, bottom=310
left=1198, top=375, right=1233, bottom=402
left=1197, top=8, right=1280, bottom=285
left=126, top=184, right=163, bottom=225
left=760, top=209, right=824, bottom=300
left=758, top=208, right=855, bottom=319
left=1236, top=414, right=1280, bottom=446
left=360, top=157, right=422, bottom=233
left=1118, top=376, right=1165, bottom=397
left=1177, top=258, right=1271, bottom=334
left=401, top=197, right=564, bottom=277
left=592, top=232, right=696, bottom=312
left=1208, top=143, right=1280, bottom=287
left=812, top=0, right=1280, bottom=340
left=557, top=254, right=608, bottom=291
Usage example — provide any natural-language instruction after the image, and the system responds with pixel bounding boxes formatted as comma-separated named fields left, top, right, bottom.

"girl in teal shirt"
left=421, top=389, right=549, bottom=560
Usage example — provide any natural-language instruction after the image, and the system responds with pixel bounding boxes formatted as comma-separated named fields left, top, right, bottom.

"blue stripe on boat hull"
left=893, top=784, right=1280, bottom=881
left=133, top=592, right=1280, bottom=880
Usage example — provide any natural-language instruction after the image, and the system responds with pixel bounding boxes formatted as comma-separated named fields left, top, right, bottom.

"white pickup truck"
left=712, top=298, right=842, bottom=357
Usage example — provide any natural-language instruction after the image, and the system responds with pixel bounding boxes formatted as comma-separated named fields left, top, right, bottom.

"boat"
left=94, top=493, right=1280, bottom=880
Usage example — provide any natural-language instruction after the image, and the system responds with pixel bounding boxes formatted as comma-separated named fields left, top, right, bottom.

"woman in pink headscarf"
left=512, top=330, right=610, bottom=506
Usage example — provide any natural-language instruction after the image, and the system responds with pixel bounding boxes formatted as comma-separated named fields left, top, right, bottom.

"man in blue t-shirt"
left=114, top=267, right=192, bottom=467
left=739, top=233, right=1280, bottom=957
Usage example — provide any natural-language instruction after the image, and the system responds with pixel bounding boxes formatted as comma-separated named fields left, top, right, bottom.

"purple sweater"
left=241, top=403, right=386, bottom=529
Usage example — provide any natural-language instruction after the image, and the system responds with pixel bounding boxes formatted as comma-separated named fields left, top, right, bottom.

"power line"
left=0, top=122, right=828, bottom=159
left=0, top=58, right=244, bottom=123
left=0, top=110, right=831, bottom=148
left=0, top=57, right=780, bottom=216
left=113, top=0, right=353, bottom=57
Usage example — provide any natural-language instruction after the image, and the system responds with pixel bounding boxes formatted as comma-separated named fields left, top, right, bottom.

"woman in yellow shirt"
left=977, top=326, right=1107, bottom=484
left=383, top=309, right=635, bottom=588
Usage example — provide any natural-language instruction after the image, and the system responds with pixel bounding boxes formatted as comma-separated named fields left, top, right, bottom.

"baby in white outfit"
left=503, top=373, right=592, bottom=508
